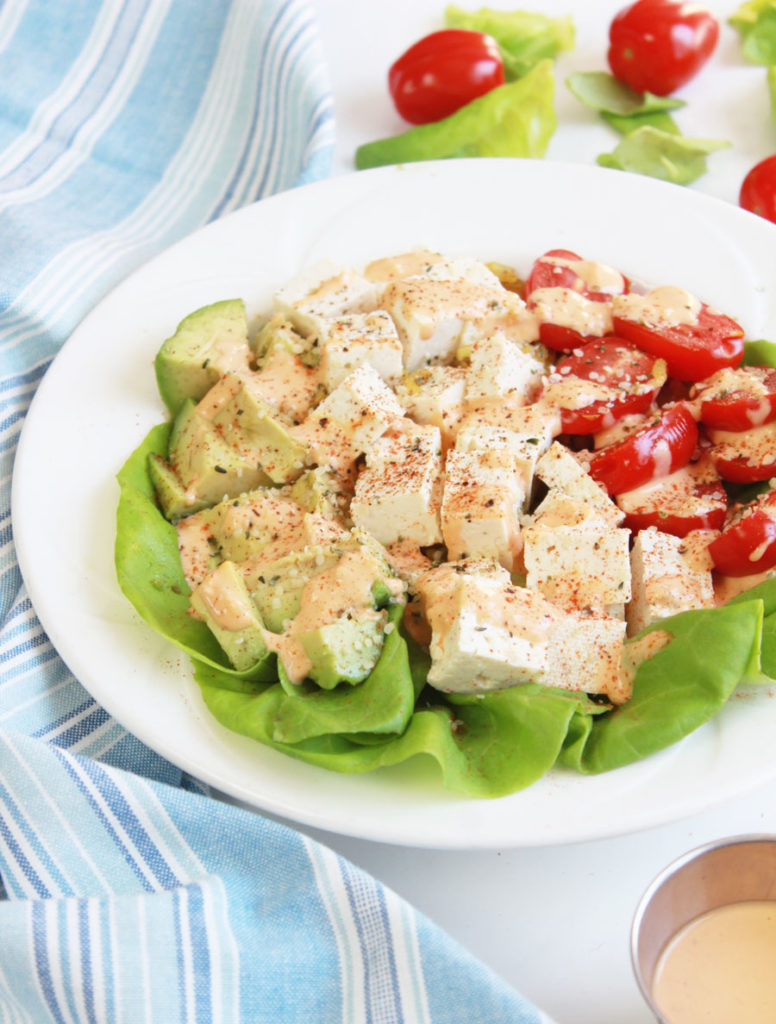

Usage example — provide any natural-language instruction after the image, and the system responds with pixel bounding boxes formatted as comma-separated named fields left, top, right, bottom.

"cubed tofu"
left=417, top=562, right=560, bottom=693
left=395, top=365, right=467, bottom=449
left=292, top=364, right=404, bottom=472
left=273, top=259, right=378, bottom=338
left=536, top=442, right=625, bottom=526
left=523, top=521, right=632, bottom=614
left=454, top=416, right=551, bottom=497
left=441, top=449, right=527, bottom=571
left=384, top=539, right=434, bottom=591
left=380, top=275, right=538, bottom=372
left=628, top=526, right=715, bottom=635
left=464, top=330, right=545, bottom=408
left=530, top=491, right=615, bottom=529
left=548, top=613, right=630, bottom=704
left=350, top=424, right=444, bottom=546
left=317, top=311, right=403, bottom=391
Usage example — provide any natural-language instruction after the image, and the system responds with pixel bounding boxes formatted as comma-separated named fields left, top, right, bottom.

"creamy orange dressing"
left=652, top=901, right=776, bottom=1024
left=529, top=286, right=612, bottom=335
left=540, top=375, right=615, bottom=411
left=364, top=251, right=444, bottom=281
left=707, top=421, right=776, bottom=467
left=613, top=286, right=701, bottom=329
left=247, top=347, right=317, bottom=423
left=193, top=563, right=255, bottom=631
left=542, top=255, right=625, bottom=294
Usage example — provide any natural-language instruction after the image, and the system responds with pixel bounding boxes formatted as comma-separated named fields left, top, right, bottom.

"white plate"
left=13, top=159, right=776, bottom=849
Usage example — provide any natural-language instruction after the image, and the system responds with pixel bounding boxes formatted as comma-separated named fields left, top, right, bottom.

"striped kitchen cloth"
left=0, top=2, right=555, bottom=1021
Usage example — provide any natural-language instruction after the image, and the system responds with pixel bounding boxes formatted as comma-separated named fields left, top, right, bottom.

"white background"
left=293, top=3, right=776, bottom=1022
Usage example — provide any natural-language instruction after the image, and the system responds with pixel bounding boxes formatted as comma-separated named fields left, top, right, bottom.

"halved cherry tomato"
left=707, top=421, right=776, bottom=483
left=708, top=488, right=776, bottom=576
left=526, top=249, right=628, bottom=352
left=612, top=302, right=744, bottom=383
left=607, top=0, right=719, bottom=96
left=691, top=366, right=776, bottom=431
left=740, top=155, right=776, bottom=226
left=615, top=456, right=727, bottom=536
left=588, top=402, right=698, bottom=494
left=544, top=337, right=664, bottom=434
left=388, top=29, right=504, bottom=126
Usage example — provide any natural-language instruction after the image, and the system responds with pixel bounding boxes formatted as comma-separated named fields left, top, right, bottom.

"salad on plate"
left=115, top=246, right=776, bottom=797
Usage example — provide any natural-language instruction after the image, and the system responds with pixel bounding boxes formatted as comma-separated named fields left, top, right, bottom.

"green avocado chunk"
left=190, top=561, right=270, bottom=672
left=155, top=299, right=252, bottom=415
left=300, top=613, right=387, bottom=689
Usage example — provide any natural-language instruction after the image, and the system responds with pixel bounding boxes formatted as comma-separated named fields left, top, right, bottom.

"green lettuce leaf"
left=769, top=65, right=776, bottom=118
left=444, top=6, right=574, bottom=81
left=596, top=126, right=730, bottom=185
left=355, top=60, right=556, bottom=170
left=730, top=0, right=776, bottom=64
left=566, top=71, right=683, bottom=135
left=743, top=338, right=776, bottom=366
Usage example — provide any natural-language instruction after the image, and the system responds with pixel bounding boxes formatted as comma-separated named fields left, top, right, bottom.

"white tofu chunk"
left=384, top=540, right=434, bottom=591
left=273, top=259, right=378, bottom=339
left=455, top=415, right=551, bottom=497
left=628, top=526, right=715, bottom=636
left=548, top=614, right=630, bottom=704
left=417, top=562, right=560, bottom=693
left=464, top=330, right=545, bottom=408
left=292, top=364, right=403, bottom=473
left=350, top=424, right=444, bottom=546
left=523, top=521, right=632, bottom=613
left=395, top=365, right=467, bottom=449
left=530, top=491, right=615, bottom=529
left=536, top=442, right=625, bottom=526
left=441, top=449, right=527, bottom=571
left=380, top=276, right=538, bottom=372
left=317, top=311, right=403, bottom=391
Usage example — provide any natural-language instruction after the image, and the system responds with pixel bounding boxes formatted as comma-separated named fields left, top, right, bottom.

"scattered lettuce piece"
left=444, top=6, right=574, bottom=80
left=355, top=60, right=556, bottom=170
left=743, top=337, right=776, bottom=366
left=596, top=126, right=730, bottom=185
left=566, top=72, right=684, bottom=135
left=769, top=65, right=776, bottom=118
left=730, top=0, right=776, bottom=64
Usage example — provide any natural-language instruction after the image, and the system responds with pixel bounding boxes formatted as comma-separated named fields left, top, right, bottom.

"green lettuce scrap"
left=596, top=126, right=731, bottom=186
left=444, top=6, right=574, bottom=81
left=355, top=59, right=556, bottom=170
left=566, top=71, right=684, bottom=135
left=769, top=65, right=776, bottom=119
left=115, top=418, right=776, bottom=798
left=730, top=0, right=776, bottom=64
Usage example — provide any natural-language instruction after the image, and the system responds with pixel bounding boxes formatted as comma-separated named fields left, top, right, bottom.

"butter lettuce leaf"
left=355, top=60, right=556, bottom=170
left=743, top=338, right=776, bottom=366
left=566, top=71, right=683, bottom=134
left=597, top=126, right=730, bottom=185
left=444, top=6, right=574, bottom=81
left=730, top=0, right=776, bottom=63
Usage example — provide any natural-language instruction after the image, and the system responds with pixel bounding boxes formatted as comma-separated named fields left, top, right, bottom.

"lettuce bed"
left=115, top=424, right=776, bottom=798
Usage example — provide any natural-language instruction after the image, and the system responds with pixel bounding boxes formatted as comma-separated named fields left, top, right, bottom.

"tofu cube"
left=417, top=563, right=560, bottom=693
left=292, top=364, right=403, bottom=472
left=441, top=449, right=527, bottom=571
left=395, top=365, right=467, bottom=449
left=523, top=521, right=632, bottom=614
left=464, top=330, right=545, bottom=408
left=317, top=311, right=403, bottom=391
left=628, top=526, right=715, bottom=636
left=536, top=442, right=625, bottom=526
left=548, top=613, right=630, bottom=704
left=455, top=416, right=549, bottom=498
left=350, top=424, right=444, bottom=546
left=274, top=259, right=378, bottom=339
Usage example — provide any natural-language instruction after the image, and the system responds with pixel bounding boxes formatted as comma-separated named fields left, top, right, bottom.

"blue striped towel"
left=0, top=2, right=554, bottom=1020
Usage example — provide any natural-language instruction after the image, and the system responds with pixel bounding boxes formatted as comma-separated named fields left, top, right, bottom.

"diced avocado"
left=205, top=487, right=307, bottom=564
left=248, top=545, right=342, bottom=632
left=190, top=561, right=270, bottom=672
left=209, top=381, right=307, bottom=484
left=300, top=612, right=386, bottom=689
left=253, top=314, right=314, bottom=364
left=168, top=399, right=272, bottom=506
left=155, top=299, right=253, bottom=414
left=289, top=467, right=344, bottom=518
left=148, top=453, right=209, bottom=522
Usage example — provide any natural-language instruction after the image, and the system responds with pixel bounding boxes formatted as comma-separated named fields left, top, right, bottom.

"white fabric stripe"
left=4, top=734, right=113, bottom=894
left=44, top=900, right=77, bottom=1024
left=88, top=897, right=108, bottom=1024
left=1, top=0, right=255, bottom=355
left=70, top=719, right=128, bottom=759
left=0, top=0, right=29, bottom=53
left=4, top=1, right=173, bottom=204
left=303, top=838, right=365, bottom=1023
left=385, top=892, right=432, bottom=1024
left=177, top=886, right=197, bottom=1024
left=200, top=877, right=237, bottom=1024
left=0, top=673, right=73, bottom=723
left=0, top=0, right=128, bottom=179
left=137, top=892, right=154, bottom=1022
left=65, top=900, right=89, bottom=1024
left=0, top=786, right=63, bottom=898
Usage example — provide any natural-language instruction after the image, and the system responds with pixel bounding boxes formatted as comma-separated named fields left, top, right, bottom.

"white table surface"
left=263, top=3, right=776, bottom=1021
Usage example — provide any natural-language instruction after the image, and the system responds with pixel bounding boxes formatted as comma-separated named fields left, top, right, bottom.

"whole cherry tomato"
left=607, top=0, right=719, bottom=96
left=740, top=155, right=776, bottom=225
left=388, top=29, right=505, bottom=126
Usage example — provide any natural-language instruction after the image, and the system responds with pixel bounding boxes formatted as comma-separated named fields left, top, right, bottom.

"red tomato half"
left=691, top=366, right=776, bottom=431
left=388, top=29, right=504, bottom=125
left=607, top=0, right=719, bottom=96
left=740, top=154, right=776, bottom=225
left=612, top=302, right=744, bottom=383
left=588, top=402, right=698, bottom=494
left=545, top=337, right=665, bottom=434
left=709, top=488, right=776, bottom=576
left=707, top=421, right=776, bottom=484
left=615, top=456, right=727, bottom=536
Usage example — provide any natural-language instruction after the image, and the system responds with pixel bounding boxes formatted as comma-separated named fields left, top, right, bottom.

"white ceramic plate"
left=13, top=159, right=776, bottom=849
